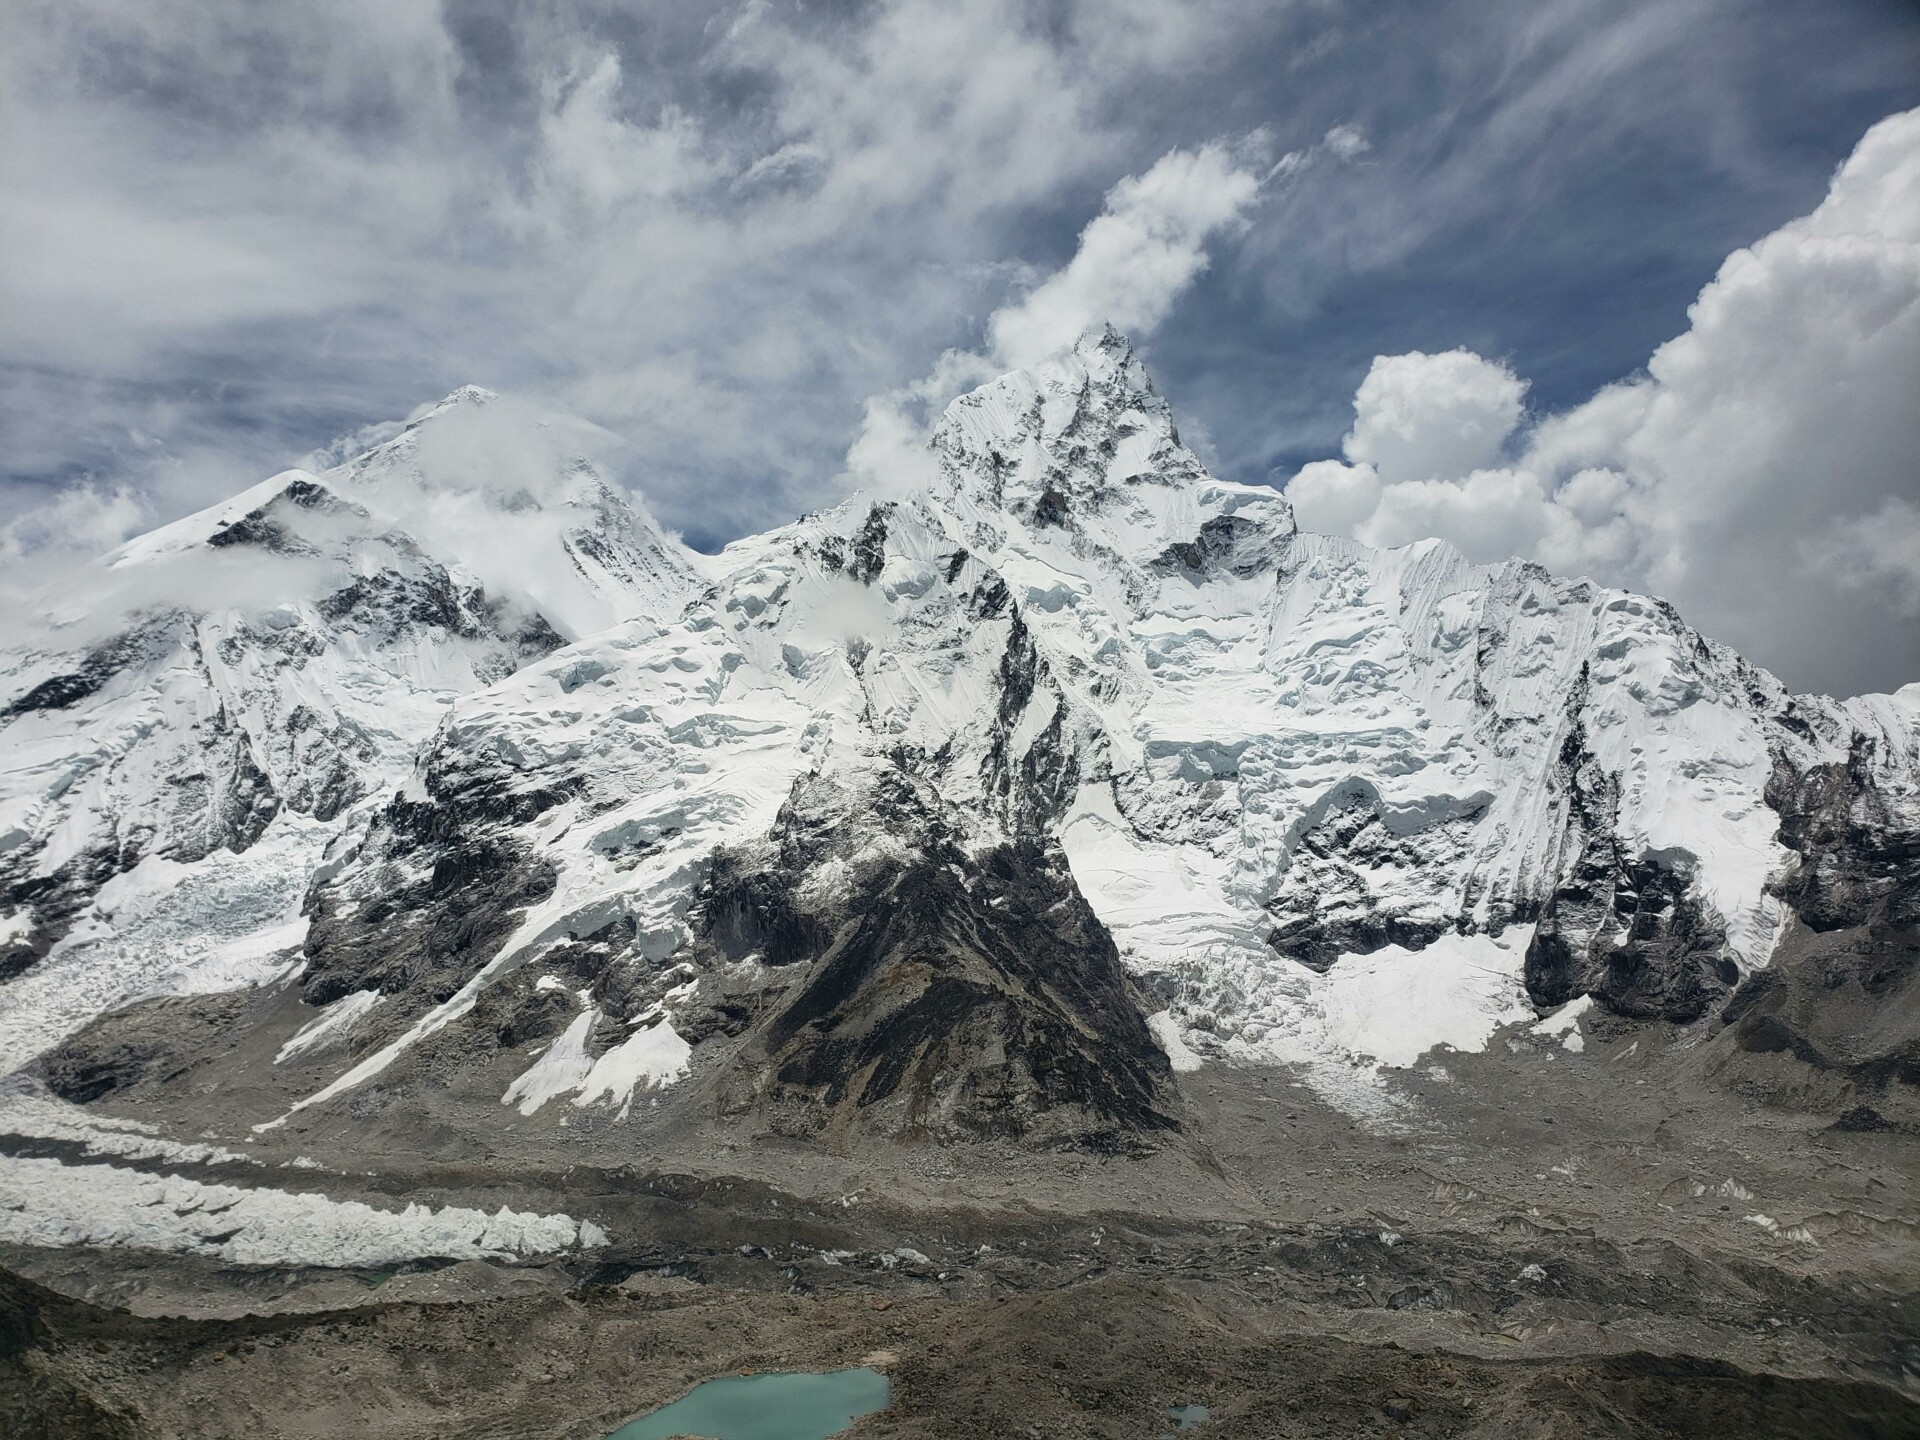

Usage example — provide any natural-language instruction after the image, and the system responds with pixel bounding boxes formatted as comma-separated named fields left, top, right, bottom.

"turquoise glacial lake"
left=606, top=1367, right=891, bottom=1440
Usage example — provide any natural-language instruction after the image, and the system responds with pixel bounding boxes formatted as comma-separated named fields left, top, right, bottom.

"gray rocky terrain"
left=4, top=978, right=1918, bottom=1436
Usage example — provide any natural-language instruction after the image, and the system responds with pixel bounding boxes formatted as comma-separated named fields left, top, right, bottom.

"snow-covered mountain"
left=4, top=330, right=1916, bottom=1143
left=0, top=387, right=700, bottom=1060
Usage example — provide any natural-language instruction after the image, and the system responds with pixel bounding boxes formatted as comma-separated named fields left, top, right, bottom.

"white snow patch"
left=500, top=1010, right=691, bottom=1120
left=1147, top=1011, right=1204, bottom=1073
left=1315, top=928, right=1536, bottom=1070
left=0, top=1156, right=606, bottom=1265
left=276, top=989, right=384, bottom=1065
left=573, top=1018, right=692, bottom=1118
left=501, top=1012, right=596, bottom=1117
left=1530, top=994, right=1592, bottom=1053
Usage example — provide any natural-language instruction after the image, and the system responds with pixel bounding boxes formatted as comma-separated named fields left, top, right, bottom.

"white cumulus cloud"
left=988, top=142, right=1265, bottom=369
left=1285, top=106, right=1920, bottom=697
left=849, top=139, right=1270, bottom=492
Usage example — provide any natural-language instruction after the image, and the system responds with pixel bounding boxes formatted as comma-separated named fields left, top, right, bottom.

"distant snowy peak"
left=0, top=390, right=705, bottom=1007
left=923, top=326, right=1298, bottom=642
left=91, top=383, right=702, bottom=639
left=104, top=469, right=368, bottom=569
left=932, top=325, right=1291, bottom=543
left=934, top=326, right=1200, bottom=499
left=325, top=385, right=703, bottom=638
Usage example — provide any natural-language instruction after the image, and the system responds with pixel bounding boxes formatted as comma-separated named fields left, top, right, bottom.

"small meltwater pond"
left=606, top=1368, right=891, bottom=1440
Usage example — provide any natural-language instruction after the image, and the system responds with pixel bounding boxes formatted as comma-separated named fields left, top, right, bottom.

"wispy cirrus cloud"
left=1, top=0, right=1916, bottom=691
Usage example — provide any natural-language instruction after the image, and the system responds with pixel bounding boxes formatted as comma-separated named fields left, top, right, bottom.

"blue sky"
left=3, top=0, right=1917, bottom=692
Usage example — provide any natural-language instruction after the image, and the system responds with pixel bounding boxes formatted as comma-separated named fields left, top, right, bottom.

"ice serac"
left=7, top=330, right=1919, bottom=1144
left=0, top=390, right=701, bottom=1064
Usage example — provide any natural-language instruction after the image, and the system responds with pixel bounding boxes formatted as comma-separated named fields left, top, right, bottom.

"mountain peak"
left=1064, top=320, right=1144, bottom=377
left=930, top=327, right=1211, bottom=526
left=425, top=384, right=500, bottom=414
left=314, top=390, right=700, bottom=638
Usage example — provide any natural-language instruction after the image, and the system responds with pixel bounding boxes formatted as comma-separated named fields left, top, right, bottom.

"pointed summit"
left=925, top=327, right=1296, bottom=576
left=931, top=325, right=1210, bottom=522
left=327, top=389, right=702, bottom=637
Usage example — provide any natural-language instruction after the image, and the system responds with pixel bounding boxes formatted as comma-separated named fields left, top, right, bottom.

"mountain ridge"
left=2, top=328, right=1916, bottom=1148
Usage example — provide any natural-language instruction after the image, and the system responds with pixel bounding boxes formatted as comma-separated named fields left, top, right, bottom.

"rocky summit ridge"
left=2, top=327, right=1917, bottom=1155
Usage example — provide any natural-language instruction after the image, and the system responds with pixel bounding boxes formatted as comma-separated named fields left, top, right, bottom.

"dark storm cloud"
left=1, top=0, right=1916, bottom=691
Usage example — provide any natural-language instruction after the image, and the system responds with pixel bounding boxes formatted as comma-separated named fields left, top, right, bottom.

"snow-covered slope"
left=6, top=330, right=1918, bottom=1141
left=0, top=390, right=701, bottom=1063
left=920, top=331, right=1917, bottom=1079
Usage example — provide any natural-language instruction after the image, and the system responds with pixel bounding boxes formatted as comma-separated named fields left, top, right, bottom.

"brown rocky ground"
left=4, top=1257, right=1917, bottom=1440
left=4, top=964, right=1918, bottom=1437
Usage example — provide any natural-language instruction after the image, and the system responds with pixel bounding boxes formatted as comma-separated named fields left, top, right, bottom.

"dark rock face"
left=1151, top=514, right=1278, bottom=580
left=2, top=669, right=119, bottom=718
left=1528, top=842, right=1736, bottom=1022
left=1526, top=708, right=1737, bottom=1022
left=208, top=477, right=362, bottom=555
left=1270, top=913, right=1455, bottom=976
left=482, top=977, right=580, bottom=1051
left=1264, top=788, right=1477, bottom=973
left=1719, top=927, right=1920, bottom=1089
left=710, top=767, right=1176, bottom=1148
left=164, top=706, right=283, bottom=866
left=0, top=852, right=119, bottom=985
left=979, top=607, right=1079, bottom=837
left=275, top=704, right=373, bottom=823
left=1713, top=728, right=1920, bottom=1113
left=318, top=570, right=489, bottom=647
left=813, top=502, right=894, bottom=585
left=1702, top=917, right=1920, bottom=1130
left=38, top=992, right=251, bottom=1104
left=1, top=613, right=186, bottom=720
left=0, top=1272, right=141, bottom=1439
left=1766, top=741, right=1920, bottom=934
left=297, top=745, right=569, bottom=1014
left=699, top=851, right=832, bottom=969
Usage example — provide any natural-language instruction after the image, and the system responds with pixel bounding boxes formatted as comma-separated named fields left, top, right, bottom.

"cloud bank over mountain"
left=1288, top=108, right=1920, bottom=697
